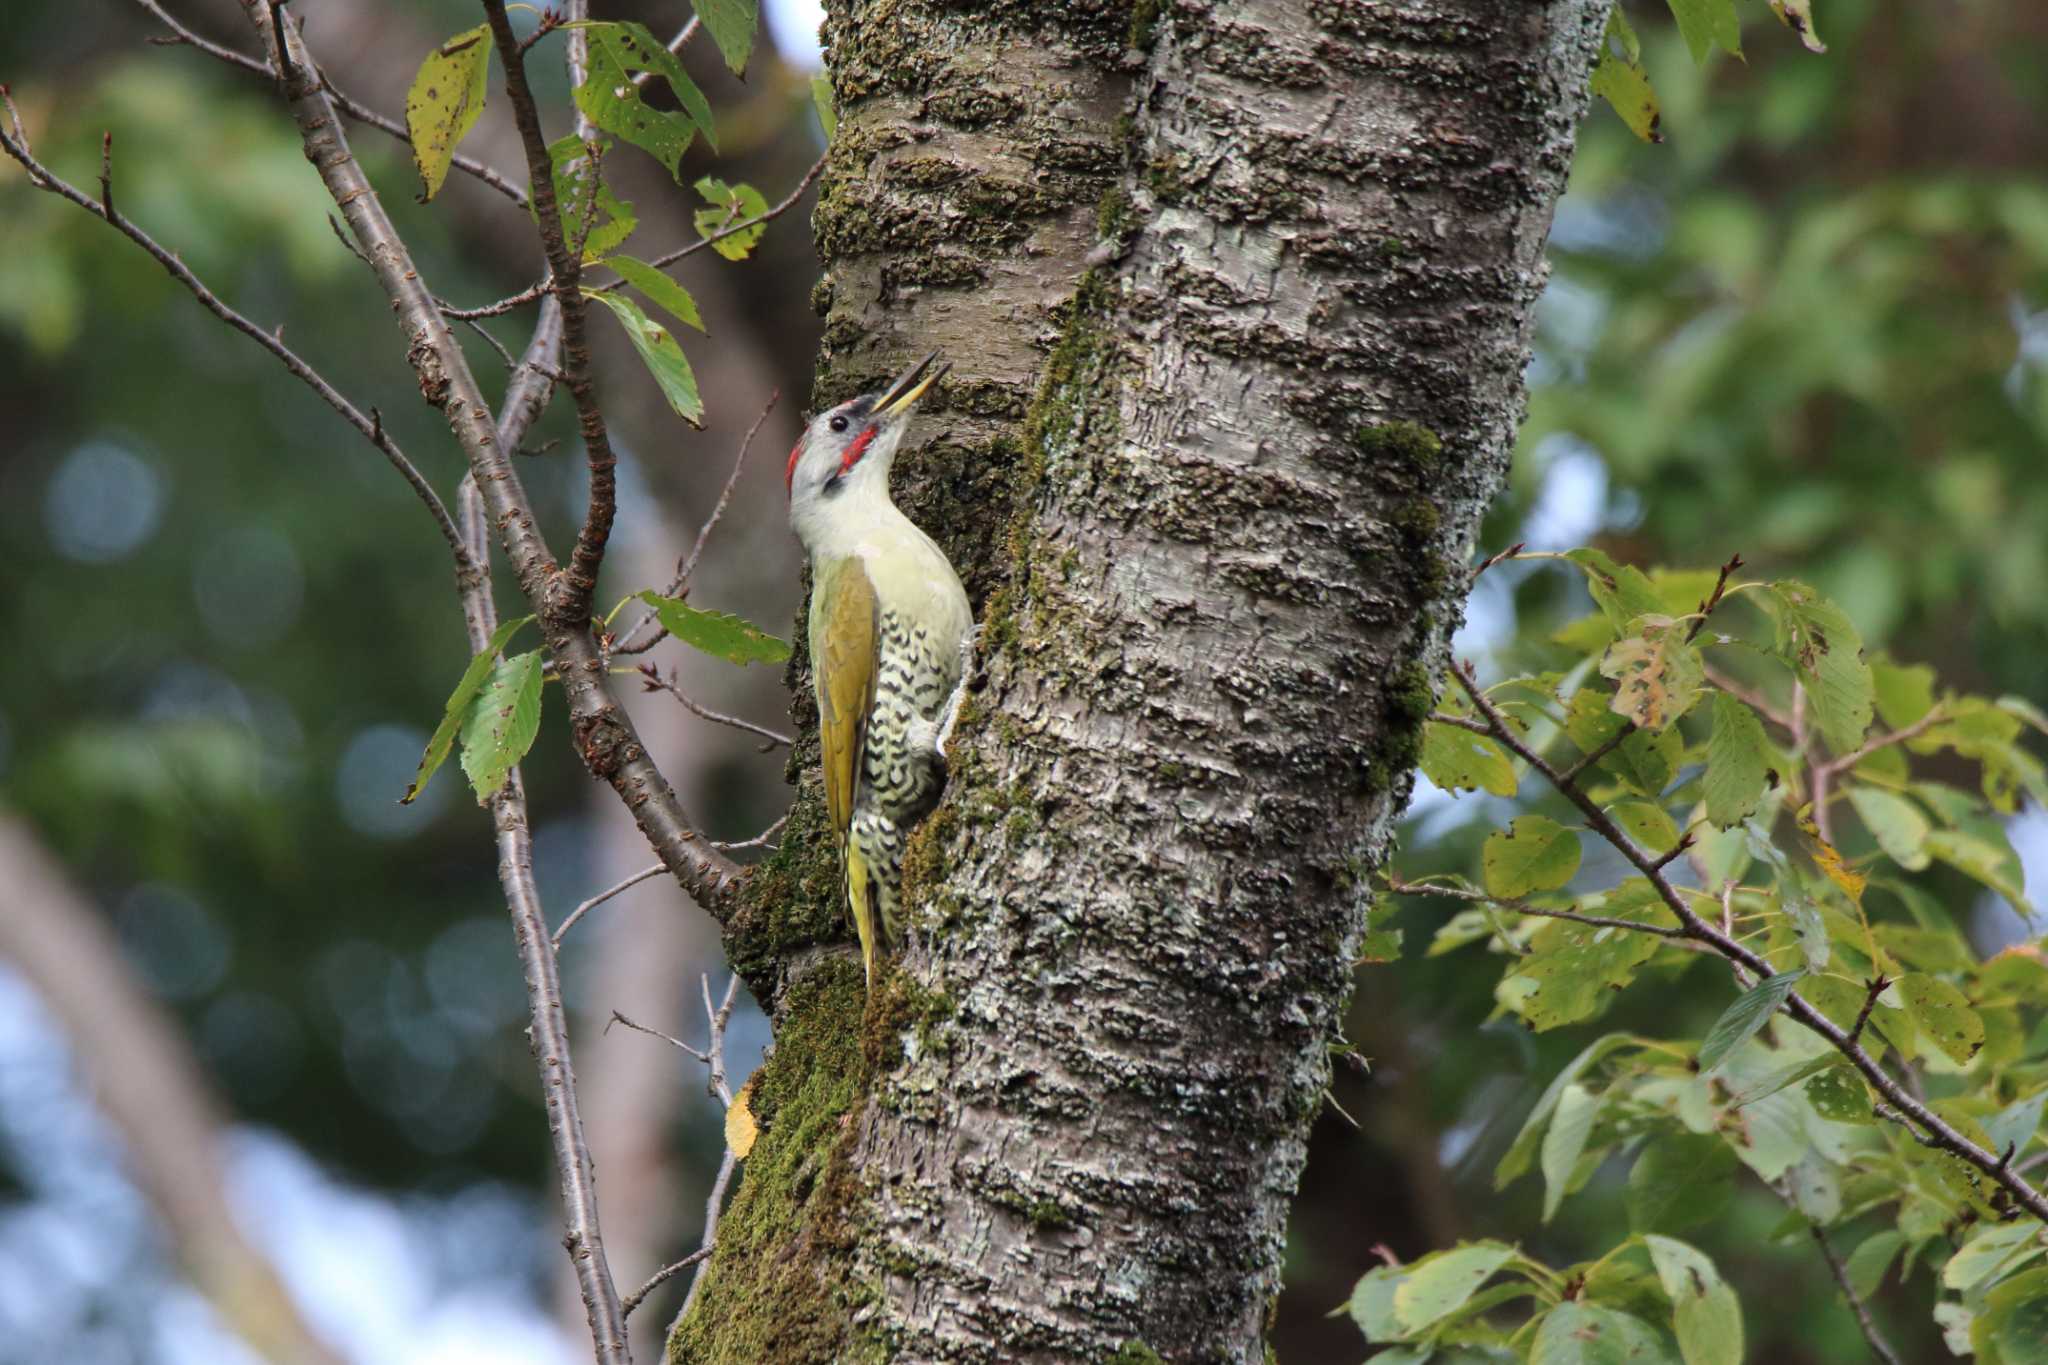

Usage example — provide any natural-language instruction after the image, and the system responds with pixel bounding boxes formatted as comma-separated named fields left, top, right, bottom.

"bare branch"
left=444, top=281, right=551, bottom=321
left=0, top=97, right=472, bottom=575
left=1424, top=711, right=1492, bottom=737
left=620, top=1247, right=713, bottom=1320
left=555, top=863, right=669, bottom=948
left=637, top=666, right=794, bottom=748
left=1387, top=874, right=1687, bottom=941
left=626, top=154, right=829, bottom=277
left=1450, top=662, right=2048, bottom=1226
left=607, top=1011, right=710, bottom=1064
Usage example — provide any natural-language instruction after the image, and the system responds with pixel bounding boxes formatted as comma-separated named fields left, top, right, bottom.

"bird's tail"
left=847, top=840, right=877, bottom=988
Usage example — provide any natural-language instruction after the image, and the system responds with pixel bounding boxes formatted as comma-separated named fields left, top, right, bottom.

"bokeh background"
left=1, top=2, right=2044, bottom=1362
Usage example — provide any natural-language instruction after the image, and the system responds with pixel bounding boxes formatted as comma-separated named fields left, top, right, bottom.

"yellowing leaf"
left=1601, top=614, right=1704, bottom=730
left=1898, top=973, right=1985, bottom=1067
left=1483, top=816, right=1581, bottom=898
left=694, top=176, right=771, bottom=261
left=725, top=1075, right=760, bottom=1158
left=405, top=25, right=494, bottom=202
left=1767, top=0, right=1827, bottom=53
left=1796, top=809, right=1866, bottom=904
left=1418, top=721, right=1517, bottom=797
left=1588, top=9, right=1663, bottom=144
left=1767, top=581, right=1873, bottom=756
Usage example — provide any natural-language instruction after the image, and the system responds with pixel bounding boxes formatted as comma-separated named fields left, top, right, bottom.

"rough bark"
left=678, top=2, right=1604, bottom=1361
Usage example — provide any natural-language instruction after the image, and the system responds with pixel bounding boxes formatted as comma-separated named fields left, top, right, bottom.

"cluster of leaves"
left=1355, top=549, right=2048, bottom=1362
left=401, top=8, right=817, bottom=425
left=1590, top=0, right=1826, bottom=142
left=403, top=593, right=790, bottom=807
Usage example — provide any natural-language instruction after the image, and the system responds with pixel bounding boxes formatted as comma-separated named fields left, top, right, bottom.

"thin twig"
left=1818, top=709, right=1949, bottom=780
left=1425, top=711, right=1493, bottom=737
left=614, top=392, right=781, bottom=657
left=627, top=154, right=829, bottom=277
left=620, top=1247, right=713, bottom=1319
left=444, top=281, right=551, bottom=321
left=1702, top=662, right=1795, bottom=732
left=637, top=666, right=795, bottom=748
left=1451, top=662, right=2048, bottom=1226
left=1388, top=875, right=1688, bottom=941
left=1844, top=974, right=1890, bottom=1049
left=1683, top=553, right=1745, bottom=645
left=554, top=863, right=670, bottom=948
left=1770, top=1183, right=1903, bottom=1365
left=129, top=0, right=530, bottom=207
left=607, top=1011, right=710, bottom=1064
left=1470, top=541, right=1525, bottom=583
left=0, top=98, right=472, bottom=575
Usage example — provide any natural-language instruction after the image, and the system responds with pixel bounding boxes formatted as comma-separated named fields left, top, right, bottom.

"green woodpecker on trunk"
left=787, top=353, right=974, bottom=986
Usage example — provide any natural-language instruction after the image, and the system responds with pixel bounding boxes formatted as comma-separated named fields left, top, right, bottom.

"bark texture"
left=678, top=2, right=1604, bottom=1361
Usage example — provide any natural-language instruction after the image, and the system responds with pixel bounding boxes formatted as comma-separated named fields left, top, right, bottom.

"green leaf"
left=1357, top=899, right=1402, bottom=965
left=584, top=290, right=703, bottom=425
left=604, top=255, right=705, bottom=332
left=1697, top=971, right=1804, bottom=1073
left=1503, top=883, right=1670, bottom=1031
left=1704, top=692, right=1771, bottom=829
left=1391, top=1242, right=1518, bottom=1333
left=811, top=71, right=837, bottom=140
left=635, top=590, right=791, bottom=665
left=1766, top=0, right=1826, bottom=53
left=1786, top=1149, right=1841, bottom=1223
left=1612, top=801, right=1681, bottom=856
left=1986, top=1090, right=2048, bottom=1163
left=1766, top=581, right=1874, bottom=756
left=693, top=0, right=758, bottom=76
left=1568, top=547, right=1666, bottom=633
left=1602, top=615, right=1704, bottom=731
left=538, top=135, right=638, bottom=263
left=1927, top=827, right=2033, bottom=913
left=1419, top=721, right=1517, bottom=797
left=1588, top=9, right=1663, bottom=144
left=1872, top=659, right=1936, bottom=729
left=571, top=20, right=717, bottom=178
left=458, top=649, right=543, bottom=802
left=1540, top=1083, right=1600, bottom=1223
left=1644, top=1235, right=1744, bottom=1365
left=1531, top=1303, right=1680, bottom=1365
left=403, top=614, right=535, bottom=803
left=1981, top=1266, right=2048, bottom=1358
left=1497, top=1034, right=1640, bottom=1188
left=693, top=176, right=771, bottom=261
left=1843, top=1230, right=1905, bottom=1301
left=1483, top=815, right=1581, bottom=897
left=1346, top=1263, right=1406, bottom=1342
left=1627, top=1134, right=1736, bottom=1234
left=1944, top=1218, right=2045, bottom=1291
left=1846, top=785, right=1931, bottom=871
left=1898, top=973, right=1985, bottom=1066
left=1667, top=0, right=1741, bottom=64
left=1727, top=1051, right=1836, bottom=1108
left=404, top=24, right=494, bottom=202
left=1803, top=1063, right=1872, bottom=1124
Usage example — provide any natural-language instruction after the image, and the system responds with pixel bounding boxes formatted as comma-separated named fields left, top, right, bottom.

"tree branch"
left=0, top=94, right=472, bottom=575
left=1450, top=662, right=2048, bottom=1225
left=228, top=0, right=742, bottom=913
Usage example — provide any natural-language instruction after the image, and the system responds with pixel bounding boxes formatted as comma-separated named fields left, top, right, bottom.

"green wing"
left=812, top=555, right=878, bottom=845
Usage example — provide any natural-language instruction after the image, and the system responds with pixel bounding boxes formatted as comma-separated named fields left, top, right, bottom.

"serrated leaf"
left=811, top=71, right=837, bottom=140
left=1704, top=692, right=1771, bottom=828
left=1627, top=1134, right=1735, bottom=1234
left=405, top=24, right=494, bottom=202
left=636, top=590, right=790, bottom=665
left=571, top=20, right=717, bottom=178
left=1531, top=1303, right=1681, bottom=1365
left=1568, top=547, right=1666, bottom=632
left=693, top=0, right=758, bottom=76
left=1767, top=0, right=1826, bottom=53
left=1668, top=0, right=1741, bottom=64
left=1612, top=800, right=1681, bottom=856
left=1898, top=973, right=1985, bottom=1066
left=1540, top=1083, right=1600, bottom=1223
left=459, top=649, right=543, bottom=802
left=1588, top=9, right=1663, bottom=144
left=1391, top=1242, right=1518, bottom=1333
left=693, top=176, right=771, bottom=261
left=1498, top=1033, right=1640, bottom=1189
left=1766, top=581, right=1873, bottom=756
left=1502, top=884, right=1669, bottom=1031
left=1644, top=1235, right=1743, bottom=1365
left=584, top=290, right=703, bottom=424
left=1846, top=786, right=1931, bottom=871
left=1483, top=815, right=1581, bottom=897
left=403, top=614, right=535, bottom=803
left=604, top=255, right=705, bottom=332
left=537, top=135, right=638, bottom=263
left=1843, top=1230, right=1904, bottom=1301
left=1697, top=971, right=1804, bottom=1073
left=1944, top=1219, right=2045, bottom=1291
left=1603, top=615, right=1704, bottom=730
left=1419, top=721, right=1518, bottom=797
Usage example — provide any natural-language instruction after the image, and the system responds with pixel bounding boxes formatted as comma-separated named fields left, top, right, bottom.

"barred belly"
left=850, top=609, right=959, bottom=944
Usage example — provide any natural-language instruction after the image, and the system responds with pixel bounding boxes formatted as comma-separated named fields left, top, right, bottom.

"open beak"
left=874, top=351, right=949, bottom=419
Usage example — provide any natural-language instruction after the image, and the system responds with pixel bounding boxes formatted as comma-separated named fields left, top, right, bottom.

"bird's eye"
left=829, top=415, right=849, bottom=433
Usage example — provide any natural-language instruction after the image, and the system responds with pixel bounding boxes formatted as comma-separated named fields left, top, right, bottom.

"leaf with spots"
left=1588, top=8, right=1663, bottom=144
left=1530, top=1303, right=1681, bottom=1365
left=404, top=24, right=494, bottom=202
left=1419, top=720, right=1517, bottom=797
left=1898, top=973, right=1985, bottom=1067
left=459, top=649, right=543, bottom=802
left=1795, top=807, right=1866, bottom=905
left=568, top=20, right=717, bottom=179
left=693, top=176, right=771, bottom=261
left=538, top=135, right=637, bottom=263
left=1765, top=581, right=1873, bottom=756
left=1483, top=815, right=1580, bottom=897
left=693, top=0, right=758, bottom=76
left=1767, top=0, right=1827, bottom=53
left=1644, top=1235, right=1743, bottom=1365
left=585, top=290, right=703, bottom=425
left=636, top=590, right=791, bottom=665
left=1602, top=614, right=1704, bottom=730
left=1390, top=1242, right=1518, bottom=1333
left=403, top=614, right=535, bottom=803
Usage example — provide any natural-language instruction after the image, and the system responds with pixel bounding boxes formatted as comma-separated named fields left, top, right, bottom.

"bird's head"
left=786, top=352, right=947, bottom=538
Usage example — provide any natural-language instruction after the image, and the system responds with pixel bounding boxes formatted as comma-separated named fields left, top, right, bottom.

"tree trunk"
left=676, top=2, right=1605, bottom=1360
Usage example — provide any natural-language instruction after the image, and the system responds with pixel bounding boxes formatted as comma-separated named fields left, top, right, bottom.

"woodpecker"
left=787, top=352, right=973, bottom=986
